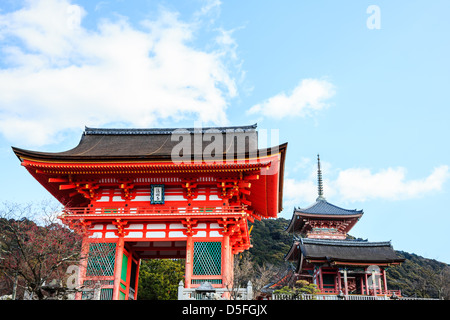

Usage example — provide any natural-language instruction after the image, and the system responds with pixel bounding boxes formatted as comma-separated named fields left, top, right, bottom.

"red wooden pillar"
left=112, top=236, right=124, bottom=300
left=378, top=272, right=383, bottom=295
left=124, top=249, right=133, bottom=300
left=343, top=268, right=348, bottom=297
left=76, top=236, right=90, bottom=300
left=318, top=266, right=323, bottom=291
left=185, top=235, right=193, bottom=288
left=383, top=268, right=388, bottom=294
left=371, top=269, right=377, bottom=297
left=221, top=234, right=231, bottom=298
left=133, top=258, right=141, bottom=299
left=337, top=270, right=342, bottom=293
left=360, top=277, right=364, bottom=295
left=222, top=234, right=233, bottom=286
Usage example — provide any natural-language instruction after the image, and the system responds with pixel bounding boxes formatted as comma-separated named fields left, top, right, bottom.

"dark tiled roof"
left=12, top=124, right=271, bottom=161
left=285, top=238, right=405, bottom=266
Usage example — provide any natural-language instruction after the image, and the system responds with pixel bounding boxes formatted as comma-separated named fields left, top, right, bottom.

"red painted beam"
left=59, top=184, right=76, bottom=190
left=49, top=178, right=69, bottom=183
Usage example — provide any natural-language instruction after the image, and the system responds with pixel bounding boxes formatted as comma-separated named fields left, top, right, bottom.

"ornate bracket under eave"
left=181, top=179, right=198, bottom=200
left=59, top=216, right=92, bottom=235
left=181, top=218, right=199, bottom=236
left=112, top=218, right=130, bottom=237
left=58, top=181, right=101, bottom=201
left=118, top=179, right=136, bottom=200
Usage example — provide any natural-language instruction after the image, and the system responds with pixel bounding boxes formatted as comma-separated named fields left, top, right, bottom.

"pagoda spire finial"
left=316, top=154, right=325, bottom=201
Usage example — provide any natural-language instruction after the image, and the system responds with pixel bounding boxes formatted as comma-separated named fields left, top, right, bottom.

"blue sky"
left=1, top=0, right=449, bottom=263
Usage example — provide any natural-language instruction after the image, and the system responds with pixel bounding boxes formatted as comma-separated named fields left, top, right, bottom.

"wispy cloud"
left=0, top=0, right=238, bottom=147
left=247, top=78, right=335, bottom=120
left=283, top=159, right=450, bottom=207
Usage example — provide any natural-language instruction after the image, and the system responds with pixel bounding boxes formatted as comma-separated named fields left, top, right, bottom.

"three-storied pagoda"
left=284, top=155, right=404, bottom=298
left=13, top=124, right=287, bottom=300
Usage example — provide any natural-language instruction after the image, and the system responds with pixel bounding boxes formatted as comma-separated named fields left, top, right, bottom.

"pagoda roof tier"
left=285, top=238, right=405, bottom=271
left=295, top=199, right=363, bottom=216
left=285, top=199, right=363, bottom=234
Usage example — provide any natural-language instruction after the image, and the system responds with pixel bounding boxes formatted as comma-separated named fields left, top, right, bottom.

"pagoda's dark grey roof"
left=285, top=199, right=363, bottom=233
left=295, top=199, right=363, bottom=216
left=12, top=124, right=279, bottom=161
left=285, top=238, right=405, bottom=268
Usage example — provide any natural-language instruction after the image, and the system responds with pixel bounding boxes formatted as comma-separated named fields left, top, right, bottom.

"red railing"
left=61, top=206, right=246, bottom=216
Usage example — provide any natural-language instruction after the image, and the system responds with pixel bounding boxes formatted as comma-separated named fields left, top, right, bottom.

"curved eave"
left=294, top=212, right=364, bottom=219
left=12, top=143, right=286, bottom=163
left=19, top=158, right=272, bottom=173
left=11, top=146, right=172, bottom=162
left=276, top=143, right=287, bottom=213
left=304, top=257, right=405, bottom=266
left=244, top=142, right=287, bottom=218
left=284, top=241, right=301, bottom=261
left=328, top=258, right=405, bottom=265
left=285, top=211, right=298, bottom=233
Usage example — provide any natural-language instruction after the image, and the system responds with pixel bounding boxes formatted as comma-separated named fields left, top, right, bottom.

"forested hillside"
left=247, top=218, right=292, bottom=266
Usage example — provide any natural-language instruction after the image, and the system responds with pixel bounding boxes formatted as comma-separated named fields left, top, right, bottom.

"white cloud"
left=0, top=0, right=238, bottom=147
left=283, top=159, right=450, bottom=207
left=247, top=78, right=335, bottom=119
left=284, top=178, right=317, bottom=207
left=335, top=165, right=450, bottom=202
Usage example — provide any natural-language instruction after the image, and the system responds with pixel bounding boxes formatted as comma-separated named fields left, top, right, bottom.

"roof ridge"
left=84, top=124, right=258, bottom=135
left=301, top=238, right=392, bottom=247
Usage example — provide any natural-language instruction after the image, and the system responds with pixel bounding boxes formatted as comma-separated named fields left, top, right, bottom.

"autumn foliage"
left=0, top=201, right=83, bottom=299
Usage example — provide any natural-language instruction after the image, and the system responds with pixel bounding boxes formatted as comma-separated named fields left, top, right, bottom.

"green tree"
left=137, top=259, right=185, bottom=300
left=248, top=218, right=291, bottom=266
left=273, top=280, right=319, bottom=299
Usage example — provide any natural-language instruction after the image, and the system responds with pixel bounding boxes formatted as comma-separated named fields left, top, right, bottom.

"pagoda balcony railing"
left=61, top=205, right=246, bottom=217
left=273, top=293, right=386, bottom=300
left=273, top=290, right=406, bottom=301
left=319, top=287, right=402, bottom=296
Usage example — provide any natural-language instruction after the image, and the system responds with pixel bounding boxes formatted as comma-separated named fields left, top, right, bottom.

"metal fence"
left=178, top=281, right=253, bottom=300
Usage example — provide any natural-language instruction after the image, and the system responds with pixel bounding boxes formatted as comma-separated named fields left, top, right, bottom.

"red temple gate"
left=13, top=124, right=287, bottom=300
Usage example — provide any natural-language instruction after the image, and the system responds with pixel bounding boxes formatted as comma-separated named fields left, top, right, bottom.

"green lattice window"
left=193, top=241, right=221, bottom=275
left=86, top=242, right=116, bottom=277
left=100, top=288, right=113, bottom=300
